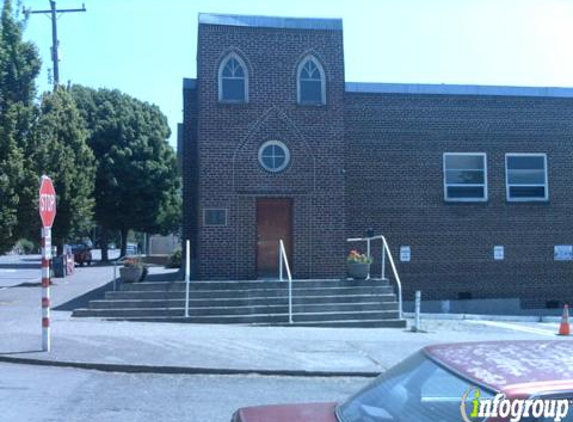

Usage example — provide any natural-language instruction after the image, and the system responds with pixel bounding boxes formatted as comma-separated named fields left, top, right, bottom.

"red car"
left=232, top=340, right=573, bottom=422
left=70, top=243, right=92, bottom=266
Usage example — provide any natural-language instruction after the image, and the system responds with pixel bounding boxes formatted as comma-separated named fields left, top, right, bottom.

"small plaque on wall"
left=494, top=246, right=504, bottom=260
left=400, top=246, right=411, bottom=262
left=554, top=245, right=573, bottom=261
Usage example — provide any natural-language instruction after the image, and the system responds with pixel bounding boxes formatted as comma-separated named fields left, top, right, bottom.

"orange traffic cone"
left=558, top=303, right=570, bottom=336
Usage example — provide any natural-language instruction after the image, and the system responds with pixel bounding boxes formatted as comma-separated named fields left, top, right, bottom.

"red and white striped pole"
left=41, top=227, right=52, bottom=352
left=39, top=175, right=56, bottom=353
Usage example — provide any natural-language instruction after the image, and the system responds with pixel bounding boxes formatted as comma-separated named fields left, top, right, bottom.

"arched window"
left=297, top=57, right=325, bottom=105
left=218, top=54, right=248, bottom=102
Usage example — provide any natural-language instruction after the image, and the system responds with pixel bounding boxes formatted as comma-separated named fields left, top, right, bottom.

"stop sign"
left=39, top=176, right=56, bottom=228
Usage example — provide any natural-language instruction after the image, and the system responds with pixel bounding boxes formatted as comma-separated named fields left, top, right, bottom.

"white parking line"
left=467, top=320, right=557, bottom=337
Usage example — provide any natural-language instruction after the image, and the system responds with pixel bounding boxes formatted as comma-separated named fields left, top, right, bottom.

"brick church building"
left=181, top=13, right=573, bottom=310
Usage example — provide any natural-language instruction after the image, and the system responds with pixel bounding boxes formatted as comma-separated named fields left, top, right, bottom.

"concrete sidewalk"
left=0, top=264, right=568, bottom=377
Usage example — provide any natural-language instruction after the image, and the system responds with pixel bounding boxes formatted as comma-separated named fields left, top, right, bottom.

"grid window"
left=506, top=154, right=548, bottom=201
left=204, top=209, right=227, bottom=226
left=297, top=57, right=325, bottom=105
left=219, top=55, right=247, bottom=102
left=443, top=153, right=487, bottom=202
left=258, top=141, right=290, bottom=172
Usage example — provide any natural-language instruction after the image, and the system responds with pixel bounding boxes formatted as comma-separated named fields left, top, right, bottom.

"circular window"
left=258, top=141, right=290, bottom=172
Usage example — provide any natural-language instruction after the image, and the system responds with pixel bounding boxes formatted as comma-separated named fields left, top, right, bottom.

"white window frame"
left=258, top=140, right=291, bottom=173
left=443, top=152, right=488, bottom=202
left=218, top=53, right=249, bottom=103
left=203, top=208, right=228, bottom=227
left=296, top=56, right=326, bottom=105
left=505, top=153, right=548, bottom=202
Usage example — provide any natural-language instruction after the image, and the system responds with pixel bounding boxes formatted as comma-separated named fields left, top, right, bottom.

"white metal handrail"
left=278, top=239, right=293, bottom=324
left=347, top=235, right=403, bottom=319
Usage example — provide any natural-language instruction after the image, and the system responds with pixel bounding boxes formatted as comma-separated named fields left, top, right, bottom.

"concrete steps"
left=72, top=278, right=406, bottom=328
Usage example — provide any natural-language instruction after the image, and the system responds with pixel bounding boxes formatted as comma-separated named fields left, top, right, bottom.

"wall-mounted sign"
left=494, top=246, right=504, bottom=260
left=554, top=245, right=573, bottom=261
left=400, top=246, right=411, bottom=262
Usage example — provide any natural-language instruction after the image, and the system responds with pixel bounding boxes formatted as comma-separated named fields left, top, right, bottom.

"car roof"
left=424, top=340, right=573, bottom=395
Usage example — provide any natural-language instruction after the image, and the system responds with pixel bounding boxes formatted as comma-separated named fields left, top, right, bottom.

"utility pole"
left=24, top=1, right=86, bottom=89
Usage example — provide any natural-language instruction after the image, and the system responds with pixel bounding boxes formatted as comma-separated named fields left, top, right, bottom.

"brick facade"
left=182, top=14, right=573, bottom=308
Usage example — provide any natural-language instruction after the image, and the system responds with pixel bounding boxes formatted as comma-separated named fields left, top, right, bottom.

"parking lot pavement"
left=0, top=254, right=41, bottom=288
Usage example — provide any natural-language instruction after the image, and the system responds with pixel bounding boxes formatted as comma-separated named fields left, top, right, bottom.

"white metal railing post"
left=366, top=238, right=371, bottom=280
left=414, top=290, right=421, bottom=332
left=279, top=239, right=293, bottom=324
left=381, top=236, right=403, bottom=320
left=279, top=242, right=283, bottom=282
left=113, top=258, right=117, bottom=291
left=184, top=240, right=190, bottom=318
left=381, top=245, right=386, bottom=280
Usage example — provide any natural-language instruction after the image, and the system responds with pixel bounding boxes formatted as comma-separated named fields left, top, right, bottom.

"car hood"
left=233, top=402, right=338, bottom=422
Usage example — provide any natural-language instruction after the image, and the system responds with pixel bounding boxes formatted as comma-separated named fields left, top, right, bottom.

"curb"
left=404, top=313, right=562, bottom=323
left=0, top=355, right=379, bottom=378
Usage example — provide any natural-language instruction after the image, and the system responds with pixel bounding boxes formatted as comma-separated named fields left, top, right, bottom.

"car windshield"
left=337, top=352, right=494, bottom=422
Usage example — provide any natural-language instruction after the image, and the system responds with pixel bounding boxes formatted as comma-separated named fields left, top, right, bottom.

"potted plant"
left=119, top=257, right=147, bottom=282
left=346, top=249, right=372, bottom=280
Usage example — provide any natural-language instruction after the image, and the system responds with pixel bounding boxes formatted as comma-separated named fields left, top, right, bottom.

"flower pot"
left=347, top=262, right=370, bottom=280
left=120, top=266, right=144, bottom=283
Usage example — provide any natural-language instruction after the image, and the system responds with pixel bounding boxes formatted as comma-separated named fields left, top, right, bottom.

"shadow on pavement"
left=0, top=263, right=40, bottom=269
left=54, top=281, right=116, bottom=311
left=0, top=349, right=44, bottom=355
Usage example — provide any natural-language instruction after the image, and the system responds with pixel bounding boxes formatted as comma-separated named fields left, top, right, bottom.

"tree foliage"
left=71, top=86, right=181, bottom=257
left=19, top=88, right=96, bottom=248
left=0, top=0, right=40, bottom=253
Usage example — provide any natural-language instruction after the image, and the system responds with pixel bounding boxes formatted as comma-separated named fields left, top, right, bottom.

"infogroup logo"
left=460, top=388, right=570, bottom=422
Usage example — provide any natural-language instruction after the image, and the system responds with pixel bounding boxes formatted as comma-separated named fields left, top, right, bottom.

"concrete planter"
left=347, top=262, right=370, bottom=280
left=119, top=266, right=144, bottom=283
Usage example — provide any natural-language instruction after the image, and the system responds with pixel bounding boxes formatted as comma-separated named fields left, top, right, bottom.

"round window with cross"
left=258, top=141, right=290, bottom=173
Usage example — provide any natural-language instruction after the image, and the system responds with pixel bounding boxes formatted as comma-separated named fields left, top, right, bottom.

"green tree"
left=0, top=0, right=41, bottom=253
left=71, top=86, right=181, bottom=259
left=20, top=88, right=96, bottom=249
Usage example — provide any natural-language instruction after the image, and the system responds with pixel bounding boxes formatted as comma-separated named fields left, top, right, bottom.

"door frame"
left=255, top=197, right=293, bottom=279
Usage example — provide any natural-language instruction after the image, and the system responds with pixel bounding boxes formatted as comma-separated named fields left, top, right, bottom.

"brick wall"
left=191, top=23, right=346, bottom=279
left=345, top=92, right=573, bottom=305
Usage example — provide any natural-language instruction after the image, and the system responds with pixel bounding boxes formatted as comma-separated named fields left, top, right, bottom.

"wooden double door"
left=256, top=198, right=292, bottom=279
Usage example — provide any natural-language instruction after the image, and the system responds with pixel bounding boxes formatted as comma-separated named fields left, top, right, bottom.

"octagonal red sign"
left=39, top=176, right=56, bottom=228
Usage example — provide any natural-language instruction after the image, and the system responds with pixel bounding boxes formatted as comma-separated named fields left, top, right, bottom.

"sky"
left=20, top=0, right=573, bottom=148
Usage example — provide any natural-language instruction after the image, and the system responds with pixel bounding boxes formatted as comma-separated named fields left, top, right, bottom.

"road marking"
left=467, top=320, right=556, bottom=337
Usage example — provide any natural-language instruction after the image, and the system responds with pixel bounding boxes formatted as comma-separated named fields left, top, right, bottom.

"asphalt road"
left=0, top=255, right=41, bottom=288
left=0, top=250, right=120, bottom=288
left=0, top=363, right=368, bottom=422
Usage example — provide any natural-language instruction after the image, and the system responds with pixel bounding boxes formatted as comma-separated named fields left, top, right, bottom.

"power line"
left=24, top=1, right=87, bottom=89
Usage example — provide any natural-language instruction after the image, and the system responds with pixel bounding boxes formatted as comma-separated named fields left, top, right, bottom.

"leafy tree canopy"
left=71, top=85, right=181, bottom=256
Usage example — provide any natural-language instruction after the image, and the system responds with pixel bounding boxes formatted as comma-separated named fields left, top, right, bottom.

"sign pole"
left=184, top=240, right=190, bottom=318
left=41, top=227, right=52, bottom=352
left=39, top=175, right=56, bottom=353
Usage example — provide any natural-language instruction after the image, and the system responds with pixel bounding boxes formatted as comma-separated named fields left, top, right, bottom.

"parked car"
left=231, top=340, right=573, bottom=421
left=70, top=243, right=92, bottom=266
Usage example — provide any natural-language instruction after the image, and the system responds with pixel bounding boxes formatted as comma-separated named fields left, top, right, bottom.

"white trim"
left=345, top=82, right=573, bottom=98
left=296, top=56, right=326, bottom=105
left=505, top=153, right=549, bottom=202
left=203, top=208, right=228, bottom=226
left=443, top=152, right=488, bottom=202
left=218, top=53, right=249, bottom=103
left=258, top=140, right=291, bottom=173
